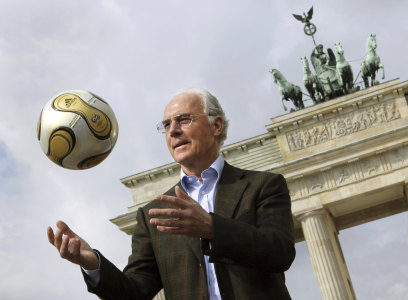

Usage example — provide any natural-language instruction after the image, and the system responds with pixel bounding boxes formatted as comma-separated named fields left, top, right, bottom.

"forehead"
left=163, top=93, right=204, bottom=118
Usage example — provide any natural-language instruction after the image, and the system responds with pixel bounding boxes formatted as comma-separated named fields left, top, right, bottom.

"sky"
left=0, top=0, right=407, bottom=299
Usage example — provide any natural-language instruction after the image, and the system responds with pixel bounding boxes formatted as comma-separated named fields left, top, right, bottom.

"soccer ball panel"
left=52, top=92, right=112, bottom=139
left=48, top=127, right=76, bottom=165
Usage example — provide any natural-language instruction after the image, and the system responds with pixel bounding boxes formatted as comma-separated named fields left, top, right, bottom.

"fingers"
left=150, top=187, right=213, bottom=238
left=150, top=216, right=182, bottom=228
left=47, top=221, right=77, bottom=252
left=149, top=208, right=181, bottom=218
left=47, top=221, right=98, bottom=268
left=47, top=226, right=55, bottom=245
left=56, top=220, right=76, bottom=237
left=155, top=186, right=194, bottom=208
left=156, top=225, right=182, bottom=234
left=174, top=186, right=192, bottom=201
left=54, top=227, right=64, bottom=250
left=149, top=208, right=183, bottom=229
left=155, top=195, right=187, bottom=209
left=60, top=236, right=80, bottom=261
left=59, top=234, right=70, bottom=258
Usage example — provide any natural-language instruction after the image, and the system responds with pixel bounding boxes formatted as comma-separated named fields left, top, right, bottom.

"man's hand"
left=148, top=186, right=213, bottom=239
left=47, top=221, right=99, bottom=270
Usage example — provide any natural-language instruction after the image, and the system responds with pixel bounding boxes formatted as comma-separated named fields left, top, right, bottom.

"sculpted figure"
left=334, top=42, right=354, bottom=94
left=311, top=44, right=344, bottom=99
left=301, top=56, right=325, bottom=104
left=310, top=44, right=336, bottom=75
left=270, top=69, right=304, bottom=111
left=360, top=34, right=385, bottom=88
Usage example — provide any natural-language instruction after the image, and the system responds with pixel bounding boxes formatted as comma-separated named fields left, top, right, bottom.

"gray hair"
left=172, top=87, right=229, bottom=146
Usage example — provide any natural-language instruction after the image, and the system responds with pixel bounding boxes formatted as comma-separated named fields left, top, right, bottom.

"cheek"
left=165, top=137, right=172, bottom=151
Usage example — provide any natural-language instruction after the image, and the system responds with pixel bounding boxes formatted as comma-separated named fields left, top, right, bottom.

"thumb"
left=56, top=220, right=76, bottom=237
left=175, top=185, right=193, bottom=202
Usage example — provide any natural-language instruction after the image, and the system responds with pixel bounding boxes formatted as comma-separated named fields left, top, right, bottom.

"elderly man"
left=48, top=87, right=295, bottom=300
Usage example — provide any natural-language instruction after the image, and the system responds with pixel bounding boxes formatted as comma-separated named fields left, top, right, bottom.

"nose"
left=168, top=120, right=182, bottom=136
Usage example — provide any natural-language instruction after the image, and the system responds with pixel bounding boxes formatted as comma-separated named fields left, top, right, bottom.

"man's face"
left=163, top=93, right=222, bottom=171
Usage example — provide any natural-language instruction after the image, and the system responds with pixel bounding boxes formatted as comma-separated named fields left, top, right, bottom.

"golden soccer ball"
left=37, top=90, right=119, bottom=170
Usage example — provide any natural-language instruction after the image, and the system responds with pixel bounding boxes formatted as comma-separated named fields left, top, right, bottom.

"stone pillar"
left=298, top=209, right=356, bottom=300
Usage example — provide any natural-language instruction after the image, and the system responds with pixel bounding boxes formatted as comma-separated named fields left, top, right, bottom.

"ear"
left=212, top=116, right=224, bottom=137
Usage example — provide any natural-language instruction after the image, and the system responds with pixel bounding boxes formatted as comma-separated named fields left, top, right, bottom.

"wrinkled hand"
left=149, top=186, right=213, bottom=239
left=47, top=221, right=99, bottom=270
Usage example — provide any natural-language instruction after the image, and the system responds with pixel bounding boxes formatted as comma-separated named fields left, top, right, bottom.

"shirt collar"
left=180, top=155, right=225, bottom=188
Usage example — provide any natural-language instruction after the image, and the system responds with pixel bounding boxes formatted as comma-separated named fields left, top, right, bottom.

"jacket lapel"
left=181, top=236, right=206, bottom=265
left=214, top=162, right=248, bottom=219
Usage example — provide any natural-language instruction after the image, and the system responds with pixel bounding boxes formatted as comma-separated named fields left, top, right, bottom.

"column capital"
left=295, top=206, right=330, bottom=222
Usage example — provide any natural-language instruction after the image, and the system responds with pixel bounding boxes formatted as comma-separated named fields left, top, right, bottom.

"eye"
left=162, top=120, right=171, bottom=129
left=177, top=114, right=192, bottom=125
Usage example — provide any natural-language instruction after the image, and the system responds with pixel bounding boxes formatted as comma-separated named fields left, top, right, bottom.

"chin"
left=172, top=152, right=193, bottom=164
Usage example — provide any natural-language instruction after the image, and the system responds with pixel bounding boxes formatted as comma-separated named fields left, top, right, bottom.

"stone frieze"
left=286, top=100, right=401, bottom=152
left=288, top=145, right=408, bottom=200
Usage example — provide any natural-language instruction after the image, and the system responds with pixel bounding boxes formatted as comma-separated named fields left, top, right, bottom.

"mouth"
left=172, top=140, right=189, bottom=150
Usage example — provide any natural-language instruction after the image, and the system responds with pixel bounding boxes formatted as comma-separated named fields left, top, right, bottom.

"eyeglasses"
left=156, top=113, right=208, bottom=134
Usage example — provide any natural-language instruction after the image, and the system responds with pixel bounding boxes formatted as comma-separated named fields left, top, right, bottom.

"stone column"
left=298, top=209, right=356, bottom=300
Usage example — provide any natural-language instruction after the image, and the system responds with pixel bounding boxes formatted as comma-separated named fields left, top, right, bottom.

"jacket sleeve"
left=205, top=173, right=295, bottom=272
left=83, top=207, right=162, bottom=300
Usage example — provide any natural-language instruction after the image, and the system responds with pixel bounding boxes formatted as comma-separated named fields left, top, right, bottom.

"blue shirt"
left=180, top=155, right=224, bottom=300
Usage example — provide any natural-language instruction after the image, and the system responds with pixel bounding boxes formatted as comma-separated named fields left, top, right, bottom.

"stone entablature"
left=220, top=133, right=282, bottom=171
left=285, top=141, right=408, bottom=201
left=266, top=79, right=408, bottom=240
left=285, top=100, right=401, bottom=152
left=266, top=79, right=407, bottom=162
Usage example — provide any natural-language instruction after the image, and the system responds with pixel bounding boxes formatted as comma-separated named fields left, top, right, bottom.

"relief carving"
left=289, top=146, right=407, bottom=200
left=387, top=146, right=408, bottom=168
left=360, top=156, right=381, bottom=177
left=288, top=183, right=301, bottom=198
left=306, top=173, right=325, bottom=193
left=333, top=165, right=355, bottom=185
left=286, top=100, right=401, bottom=151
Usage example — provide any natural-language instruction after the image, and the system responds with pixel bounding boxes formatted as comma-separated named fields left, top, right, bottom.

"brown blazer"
left=84, top=162, right=295, bottom=300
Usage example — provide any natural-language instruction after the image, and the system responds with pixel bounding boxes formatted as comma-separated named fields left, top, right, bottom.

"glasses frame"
left=156, top=113, right=208, bottom=134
